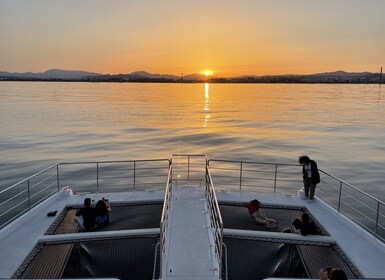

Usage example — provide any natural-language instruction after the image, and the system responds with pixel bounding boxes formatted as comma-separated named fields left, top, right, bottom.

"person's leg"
left=252, top=212, right=277, bottom=228
left=304, top=178, right=310, bottom=198
left=251, top=212, right=268, bottom=225
left=74, top=216, right=85, bottom=229
left=309, top=184, right=316, bottom=200
left=258, top=211, right=276, bottom=223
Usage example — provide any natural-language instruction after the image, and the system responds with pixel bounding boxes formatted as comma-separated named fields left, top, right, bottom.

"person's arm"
left=103, top=198, right=111, bottom=211
left=311, top=161, right=317, bottom=173
left=75, top=209, right=82, bottom=216
left=319, top=268, right=329, bottom=280
left=106, top=202, right=111, bottom=211
left=302, top=165, right=307, bottom=179
left=311, top=160, right=321, bottom=184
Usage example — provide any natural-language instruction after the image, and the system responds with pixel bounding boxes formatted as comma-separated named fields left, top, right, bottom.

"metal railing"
left=205, top=160, right=225, bottom=279
left=0, top=164, right=59, bottom=229
left=152, top=242, right=160, bottom=280
left=317, top=169, right=385, bottom=242
left=2, top=156, right=384, bottom=244
left=208, top=159, right=302, bottom=194
left=208, top=159, right=385, bottom=242
left=158, top=154, right=225, bottom=279
left=157, top=163, right=173, bottom=279
left=58, top=159, right=171, bottom=193
left=160, top=163, right=173, bottom=255
left=0, top=159, right=171, bottom=229
left=171, top=154, right=207, bottom=183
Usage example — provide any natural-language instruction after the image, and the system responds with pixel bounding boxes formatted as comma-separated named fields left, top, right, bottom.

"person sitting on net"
left=95, top=198, right=111, bottom=228
left=292, top=212, right=319, bottom=236
left=75, top=197, right=96, bottom=230
left=245, top=199, right=277, bottom=228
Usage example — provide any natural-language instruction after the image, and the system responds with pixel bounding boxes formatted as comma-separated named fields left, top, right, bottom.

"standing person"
left=95, top=198, right=111, bottom=228
left=75, top=198, right=96, bottom=230
left=299, top=155, right=320, bottom=202
left=245, top=199, right=277, bottom=228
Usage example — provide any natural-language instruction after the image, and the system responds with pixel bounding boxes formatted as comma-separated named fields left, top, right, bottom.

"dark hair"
left=298, top=155, right=310, bottom=165
left=329, top=268, right=348, bottom=280
left=251, top=199, right=261, bottom=206
left=84, top=198, right=92, bottom=207
left=301, top=212, right=310, bottom=223
left=95, top=199, right=109, bottom=216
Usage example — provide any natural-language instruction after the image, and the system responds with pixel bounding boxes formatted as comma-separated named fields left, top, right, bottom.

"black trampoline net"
left=223, top=236, right=362, bottom=280
left=13, top=235, right=160, bottom=280
left=17, top=200, right=362, bottom=280
left=46, top=202, right=163, bottom=235
left=219, top=202, right=328, bottom=235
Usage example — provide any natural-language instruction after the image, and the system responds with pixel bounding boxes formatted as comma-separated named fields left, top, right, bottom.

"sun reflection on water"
left=204, top=83, right=211, bottom=127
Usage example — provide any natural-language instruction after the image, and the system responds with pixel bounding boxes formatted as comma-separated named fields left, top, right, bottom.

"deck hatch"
left=13, top=235, right=160, bottom=280
left=14, top=243, right=73, bottom=279
left=45, top=201, right=163, bottom=235
left=223, top=236, right=362, bottom=280
left=219, top=202, right=328, bottom=235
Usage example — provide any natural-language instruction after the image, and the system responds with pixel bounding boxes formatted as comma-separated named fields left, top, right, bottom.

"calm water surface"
left=0, top=82, right=384, bottom=200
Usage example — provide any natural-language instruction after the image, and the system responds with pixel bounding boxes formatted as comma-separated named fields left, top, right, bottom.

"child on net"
left=245, top=199, right=277, bottom=228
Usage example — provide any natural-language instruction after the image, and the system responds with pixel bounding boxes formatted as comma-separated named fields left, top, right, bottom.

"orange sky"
left=1, top=0, right=384, bottom=76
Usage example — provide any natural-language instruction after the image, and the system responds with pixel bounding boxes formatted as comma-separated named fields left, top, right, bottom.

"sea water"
left=0, top=82, right=384, bottom=201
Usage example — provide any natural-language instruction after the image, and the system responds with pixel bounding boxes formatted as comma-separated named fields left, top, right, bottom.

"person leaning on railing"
left=299, top=155, right=320, bottom=202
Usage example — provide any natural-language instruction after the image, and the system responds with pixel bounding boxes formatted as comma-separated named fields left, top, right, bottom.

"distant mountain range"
left=0, top=69, right=101, bottom=79
left=0, top=69, right=382, bottom=84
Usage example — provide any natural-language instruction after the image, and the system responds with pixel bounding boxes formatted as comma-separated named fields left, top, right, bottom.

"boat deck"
left=217, top=191, right=385, bottom=278
left=1, top=188, right=385, bottom=279
left=0, top=188, right=164, bottom=279
left=163, top=184, right=219, bottom=279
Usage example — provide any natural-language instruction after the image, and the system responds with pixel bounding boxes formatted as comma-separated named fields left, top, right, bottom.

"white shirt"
left=305, top=163, right=312, bottom=178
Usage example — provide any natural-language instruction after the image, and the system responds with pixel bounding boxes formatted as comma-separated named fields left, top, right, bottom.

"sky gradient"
left=1, top=0, right=384, bottom=76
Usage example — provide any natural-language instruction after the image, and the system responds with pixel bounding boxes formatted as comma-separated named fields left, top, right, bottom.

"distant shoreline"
left=0, top=69, right=382, bottom=84
left=0, top=79, right=382, bottom=84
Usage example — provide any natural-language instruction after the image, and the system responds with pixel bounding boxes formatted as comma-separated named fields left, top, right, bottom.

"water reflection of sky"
left=1, top=83, right=385, bottom=201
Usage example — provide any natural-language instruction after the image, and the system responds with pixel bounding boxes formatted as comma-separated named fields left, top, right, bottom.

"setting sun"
left=202, top=69, right=214, bottom=77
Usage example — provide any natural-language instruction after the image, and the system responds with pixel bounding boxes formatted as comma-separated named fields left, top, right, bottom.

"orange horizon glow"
left=1, top=1, right=384, bottom=76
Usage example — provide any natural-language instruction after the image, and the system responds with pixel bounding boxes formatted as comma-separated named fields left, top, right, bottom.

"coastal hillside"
left=0, top=69, right=382, bottom=84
